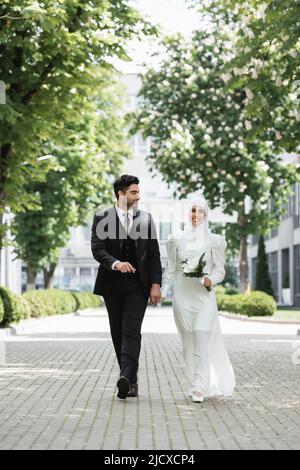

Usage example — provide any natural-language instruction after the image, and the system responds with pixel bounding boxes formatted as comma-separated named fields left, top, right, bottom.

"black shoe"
left=116, top=376, right=130, bottom=399
left=127, top=383, right=138, bottom=397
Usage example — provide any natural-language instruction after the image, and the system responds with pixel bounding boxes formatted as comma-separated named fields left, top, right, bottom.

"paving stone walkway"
left=0, top=307, right=299, bottom=450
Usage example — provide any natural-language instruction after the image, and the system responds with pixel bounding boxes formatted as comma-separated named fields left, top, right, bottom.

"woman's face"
left=189, top=204, right=206, bottom=226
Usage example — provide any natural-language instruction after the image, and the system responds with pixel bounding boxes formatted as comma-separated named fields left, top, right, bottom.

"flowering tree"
left=131, top=30, right=298, bottom=292
left=193, top=0, right=300, bottom=152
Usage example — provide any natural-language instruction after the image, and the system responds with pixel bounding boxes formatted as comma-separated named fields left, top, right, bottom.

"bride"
left=160, top=197, right=236, bottom=402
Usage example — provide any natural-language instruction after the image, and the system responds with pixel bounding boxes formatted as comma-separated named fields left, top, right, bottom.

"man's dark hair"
left=113, top=174, right=139, bottom=199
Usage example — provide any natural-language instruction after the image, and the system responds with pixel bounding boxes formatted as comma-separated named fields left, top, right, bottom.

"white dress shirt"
left=111, top=205, right=134, bottom=270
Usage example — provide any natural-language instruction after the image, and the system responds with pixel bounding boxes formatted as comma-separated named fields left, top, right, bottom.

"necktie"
left=123, top=212, right=130, bottom=235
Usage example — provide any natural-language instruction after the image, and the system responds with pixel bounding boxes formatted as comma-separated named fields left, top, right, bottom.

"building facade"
left=248, top=181, right=300, bottom=306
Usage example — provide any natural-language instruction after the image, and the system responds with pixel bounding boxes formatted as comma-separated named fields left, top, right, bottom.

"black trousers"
left=102, top=273, right=148, bottom=385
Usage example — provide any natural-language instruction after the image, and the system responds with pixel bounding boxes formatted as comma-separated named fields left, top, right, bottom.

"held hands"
left=150, top=284, right=162, bottom=306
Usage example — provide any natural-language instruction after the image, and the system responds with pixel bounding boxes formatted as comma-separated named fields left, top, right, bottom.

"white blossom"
left=289, top=49, right=297, bottom=59
left=245, top=88, right=254, bottom=100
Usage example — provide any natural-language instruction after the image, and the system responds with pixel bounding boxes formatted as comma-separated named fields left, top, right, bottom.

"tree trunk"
left=27, top=263, right=37, bottom=291
left=43, top=262, right=57, bottom=289
left=237, top=207, right=249, bottom=293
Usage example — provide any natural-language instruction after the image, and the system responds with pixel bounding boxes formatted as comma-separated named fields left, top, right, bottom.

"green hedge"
left=0, top=286, right=102, bottom=327
left=0, top=286, right=31, bottom=327
left=23, top=289, right=77, bottom=318
left=216, top=288, right=276, bottom=317
left=71, top=291, right=101, bottom=310
left=22, top=289, right=101, bottom=318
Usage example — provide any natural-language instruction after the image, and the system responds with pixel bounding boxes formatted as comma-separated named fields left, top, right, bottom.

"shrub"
left=0, top=286, right=28, bottom=326
left=71, top=291, right=102, bottom=310
left=219, top=290, right=276, bottom=317
left=22, top=289, right=77, bottom=317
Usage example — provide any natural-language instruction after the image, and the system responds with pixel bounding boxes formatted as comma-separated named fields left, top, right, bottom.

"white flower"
left=183, top=64, right=193, bottom=73
left=245, top=88, right=254, bottom=100
left=289, top=49, right=297, bottom=59
left=245, top=120, right=252, bottom=130
left=276, top=76, right=282, bottom=87
left=221, top=72, right=232, bottom=83
left=183, top=256, right=200, bottom=273
left=257, top=4, right=267, bottom=20
left=244, top=27, right=255, bottom=39
left=206, top=161, right=213, bottom=167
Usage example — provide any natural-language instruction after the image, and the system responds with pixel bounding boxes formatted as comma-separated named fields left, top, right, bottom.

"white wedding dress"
left=161, top=225, right=236, bottom=398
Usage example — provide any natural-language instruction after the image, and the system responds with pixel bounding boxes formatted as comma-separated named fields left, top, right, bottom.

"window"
left=251, top=234, right=259, bottom=246
left=294, top=245, right=300, bottom=306
left=267, top=251, right=278, bottom=301
left=281, top=248, right=290, bottom=288
left=159, top=222, right=172, bottom=241
left=64, top=267, right=76, bottom=288
left=80, top=268, right=91, bottom=277
left=293, top=183, right=300, bottom=228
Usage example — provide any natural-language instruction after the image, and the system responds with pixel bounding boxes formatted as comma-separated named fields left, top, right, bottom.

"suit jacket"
left=91, top=206, right=162, bottom=298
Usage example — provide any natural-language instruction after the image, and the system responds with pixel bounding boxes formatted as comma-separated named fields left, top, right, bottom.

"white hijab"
left=183, top=196, right=211, bottom=249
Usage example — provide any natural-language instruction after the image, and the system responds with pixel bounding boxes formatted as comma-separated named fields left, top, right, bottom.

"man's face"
left=119, top=184, right=140, bottom=208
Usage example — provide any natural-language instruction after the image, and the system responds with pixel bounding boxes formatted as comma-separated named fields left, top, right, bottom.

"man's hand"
left=115, top=261, right=136, bottom=273
left=203, top=276, right=212, bottom=288
left=150, top=284, right=161, bottom=306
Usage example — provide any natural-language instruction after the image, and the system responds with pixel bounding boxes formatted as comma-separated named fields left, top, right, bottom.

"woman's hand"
left=203, top=276, right=212, bottom=288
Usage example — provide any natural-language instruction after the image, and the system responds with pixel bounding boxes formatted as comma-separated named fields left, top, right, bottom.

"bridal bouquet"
left=181, top=252, right=212, bottom=292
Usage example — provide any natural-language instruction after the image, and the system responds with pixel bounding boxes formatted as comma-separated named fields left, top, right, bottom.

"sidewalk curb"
left=0, top=307, right=102, bottom=336
left=219, top=311, right=300, bottom=325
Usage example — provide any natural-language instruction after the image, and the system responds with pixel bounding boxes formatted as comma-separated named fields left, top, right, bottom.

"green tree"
left=11, top=74, right=129, bottom=289
left=255, top=234, right=274, bottom=297
left=193, top=0, right=300, bottom=152
left=131, top=30, right=298, bottom=292
left=0, top=0, right=155, bottom=249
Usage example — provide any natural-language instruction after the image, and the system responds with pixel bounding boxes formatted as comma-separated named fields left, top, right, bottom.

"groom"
left=91, top=175, right=162, bottom=399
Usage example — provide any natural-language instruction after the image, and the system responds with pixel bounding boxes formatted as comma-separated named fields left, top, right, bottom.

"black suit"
left=91, top=206, right=162, bottom=385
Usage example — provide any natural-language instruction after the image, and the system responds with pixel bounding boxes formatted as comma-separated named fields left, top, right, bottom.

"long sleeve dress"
left=161, top=231, right=236, bottom=398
